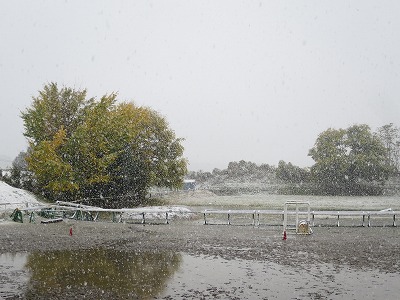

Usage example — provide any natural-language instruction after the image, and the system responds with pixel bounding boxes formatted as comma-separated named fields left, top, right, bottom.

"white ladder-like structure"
left=283, top=201, right=312, bottom=234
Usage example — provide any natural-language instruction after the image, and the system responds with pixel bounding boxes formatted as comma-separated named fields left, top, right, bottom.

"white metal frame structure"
left=283, top=201, right=312, bottom=234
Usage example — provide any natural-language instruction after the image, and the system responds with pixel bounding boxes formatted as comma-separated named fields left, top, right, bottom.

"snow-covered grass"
left=2, top=180, right=398, bottom=224
left=123, top=206, right=195, bottom=221
left=164, top=190, right=400, bottom=211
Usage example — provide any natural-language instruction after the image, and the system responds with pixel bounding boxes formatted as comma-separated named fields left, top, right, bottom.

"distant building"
left=183, top=179, right=196, bottom=191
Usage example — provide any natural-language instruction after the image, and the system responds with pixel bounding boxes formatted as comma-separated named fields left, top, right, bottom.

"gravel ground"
left=1, top=214, right=400, bottom=299
left=1, top=218, right=399, bottom=271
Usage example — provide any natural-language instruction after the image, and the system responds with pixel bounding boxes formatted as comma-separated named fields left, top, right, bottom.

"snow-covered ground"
left=163, top=190, right=400, bottom=211
left=0, top=181, right=43, bottom=212
left=0, top=181, right=194, bottom=222
left=123, top=206, right=194, bottom=221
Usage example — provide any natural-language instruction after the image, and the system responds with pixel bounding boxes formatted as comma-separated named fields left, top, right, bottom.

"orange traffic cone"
left=282, top=230, right=287, bottom=240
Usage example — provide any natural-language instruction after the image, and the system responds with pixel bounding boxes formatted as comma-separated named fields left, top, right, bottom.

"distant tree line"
left=188, top=123, right=400, bottom=196
left=2, top=83, right=187, bottom=207
left=187, top=160, right=275, bottom=183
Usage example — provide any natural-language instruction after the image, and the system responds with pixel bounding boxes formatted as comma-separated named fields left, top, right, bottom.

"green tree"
left=130, top=105, right=187, bottom=190
left=21, top=82, right=94, bottom=143
left=71, top=100, right=186, bottom=204
left=376, top=123, right=400, bottom=174
left=26, top=128, right=79, bottom=200
left=308, top=124, right=391, bottom=195
left=4, top=151, right=35, bottom=191
left=276, top=160, right=309, bottom=184
left=66, top=94, right=121, bottom=198
left=22, top=84, right=187, bottom=205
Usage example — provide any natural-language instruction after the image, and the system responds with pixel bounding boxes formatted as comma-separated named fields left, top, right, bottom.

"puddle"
left=0, top=250, right=399, bottom=299
left=162, top=255, right=400, bottom=299
left=0, top=253, right=30, bottom=297
left=1, top=250, right=181, bottom=299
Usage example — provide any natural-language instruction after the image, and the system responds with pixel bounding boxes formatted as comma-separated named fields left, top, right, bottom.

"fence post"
left=29, top=211, right=35, bottom=223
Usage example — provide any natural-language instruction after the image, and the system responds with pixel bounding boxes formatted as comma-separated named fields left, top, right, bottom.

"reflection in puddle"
left=1, top=250, right=181, bottom=299
left=1, top=250, right=399, bottom=299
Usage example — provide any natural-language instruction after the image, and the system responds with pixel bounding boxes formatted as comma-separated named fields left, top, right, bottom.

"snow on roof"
left=0, top=181, right=43, bottom=211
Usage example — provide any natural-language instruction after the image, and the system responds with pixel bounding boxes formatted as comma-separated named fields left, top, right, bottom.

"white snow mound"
left=0, top=181, right=43, bottom=211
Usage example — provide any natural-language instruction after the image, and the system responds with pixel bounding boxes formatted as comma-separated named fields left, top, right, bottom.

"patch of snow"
left=380, top=208, right=392, bottom=212
left=124, top=206, right=194, bottom=220
left=0, top=181, right=43, bottom=212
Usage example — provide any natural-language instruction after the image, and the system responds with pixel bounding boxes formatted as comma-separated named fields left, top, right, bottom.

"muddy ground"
left=1, top=214, right=400, bottom=299
left=1, top=218, right=399, bottom=271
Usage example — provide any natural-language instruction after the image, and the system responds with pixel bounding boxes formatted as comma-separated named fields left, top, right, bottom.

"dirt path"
left=1, top=218, right=399, bottom=273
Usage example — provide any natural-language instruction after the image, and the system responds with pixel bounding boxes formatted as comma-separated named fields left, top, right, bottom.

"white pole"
left=283, top=203, right=287, bottom=233
left=295, top=203, right=299, bottom=233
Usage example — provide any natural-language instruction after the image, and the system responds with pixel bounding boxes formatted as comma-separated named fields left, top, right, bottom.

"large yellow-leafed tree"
left=22, top=83, right=187, bottom=206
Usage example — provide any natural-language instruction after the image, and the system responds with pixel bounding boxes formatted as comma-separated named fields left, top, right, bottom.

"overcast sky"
left=1, top=0, right=399, bottom=171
